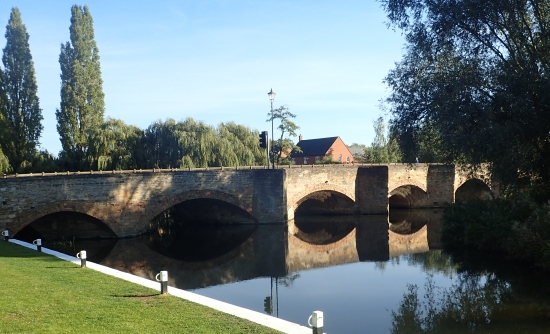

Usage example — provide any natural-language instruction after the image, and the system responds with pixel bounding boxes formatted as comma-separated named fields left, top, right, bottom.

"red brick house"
left=291, top=135, right=354, bottom=165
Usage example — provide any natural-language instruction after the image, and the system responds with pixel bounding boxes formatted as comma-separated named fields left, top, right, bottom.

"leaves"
left=266, top=106, right=300, bottom=166
left=141, top=118, right=265, bottom=169
left=382, top=0, right=550, bottom=188
left=0, top=7, right=43, bottom=172
left=56, top=5, right=104, bottom=170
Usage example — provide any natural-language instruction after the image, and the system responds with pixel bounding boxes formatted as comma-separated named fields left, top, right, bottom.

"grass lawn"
left=0, top=241, right=281, bottom=333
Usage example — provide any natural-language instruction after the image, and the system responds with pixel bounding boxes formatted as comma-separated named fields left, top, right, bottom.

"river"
left=16, top=209, right=550, bottom=333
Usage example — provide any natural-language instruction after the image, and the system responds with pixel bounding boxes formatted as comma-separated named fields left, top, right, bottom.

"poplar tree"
left=56, top=5, right=104, bottom=170
left=0, top=7, right=43, bottom=172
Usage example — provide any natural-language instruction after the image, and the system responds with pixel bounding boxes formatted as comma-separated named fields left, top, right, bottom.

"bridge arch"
left=455, top=178, right=493, bottom=202
left=145, top=189, right=257, bottom=223
left=289, top=228, right=357, bottom=252
left=388, top=167, right=428, bottom=197
left=389, top=184, right=427, bottom=209
left=288, top=184, right=356, bottom=221
left=8, top=201, right=117, bottom=237
left=388, top=225, right=429, bottom=257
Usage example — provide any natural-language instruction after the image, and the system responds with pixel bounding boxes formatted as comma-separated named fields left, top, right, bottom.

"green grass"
left=0, top=241, right=281, bottom=333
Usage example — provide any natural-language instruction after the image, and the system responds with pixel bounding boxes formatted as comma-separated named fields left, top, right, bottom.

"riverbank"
left=442, top=196, right=550, bottom=271
left=0, top=240, right=296, bottom=333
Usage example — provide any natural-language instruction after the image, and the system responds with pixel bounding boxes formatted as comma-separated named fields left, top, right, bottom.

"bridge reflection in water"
left=35, top=209, right=444, bottom=291
left=14, top=206, right=550, bottom=333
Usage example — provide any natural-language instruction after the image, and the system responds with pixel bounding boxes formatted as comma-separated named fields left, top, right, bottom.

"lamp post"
left=267, top=88, right=276, bottom=169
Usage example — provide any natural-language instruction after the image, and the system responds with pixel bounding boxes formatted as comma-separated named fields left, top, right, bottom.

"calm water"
left=18, top=210, right=550, bottom=333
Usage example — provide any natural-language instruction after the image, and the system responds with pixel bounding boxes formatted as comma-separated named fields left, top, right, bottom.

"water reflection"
left=34, top=210, right=441, bottom=290
left=149, top=220, right=257, bottom=262
left=391, top=269, right=550, bottom=333
left=16, top=209, right=439, bottom=290
left=293, top=215, right=356, bottom=245
left=15, top=208, right=550, bottom=332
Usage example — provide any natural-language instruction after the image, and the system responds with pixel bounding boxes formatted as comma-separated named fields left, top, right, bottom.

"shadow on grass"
left=111, top=293, right=160, bottom=298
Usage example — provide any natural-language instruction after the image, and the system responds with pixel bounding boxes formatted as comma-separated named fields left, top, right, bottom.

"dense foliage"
left=141, top=118, right=265, bottom=169
left=0, top=7, right=43, bottom=173
left=365, top=117, right=402, bottom=163
left=0, top=148, right=9, bottom=173
left=56, top=5, right=105, bottom=171
left=2, top=117, right=267, bottom=172
left=382, top=0, right=550, bottom=190
left=347, top=117, right=402, bottom=163
left=443, top=197, right=550, bottom=270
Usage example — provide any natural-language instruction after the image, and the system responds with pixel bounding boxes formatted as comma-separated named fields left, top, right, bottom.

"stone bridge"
left=0, top=164, right=494, bottom=237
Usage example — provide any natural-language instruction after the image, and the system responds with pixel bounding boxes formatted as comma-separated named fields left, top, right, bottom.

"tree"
left=347, top=143, right=369, bottom=162
left=88, top=117, right=143, bottom=170
left=217, top=122, right=266, bottom=166
left=0, top=7, right=43, bottom=172
left=382, top=0, right=550, bottom=191
left=56, top=5, right=105, bottom=170
left=368, top=117, right=402, bottom=163
left=266, top=106, right=300, bottom=166
left=0, top=148, right=10, bottom=174
left=141, top=118, right=264, bottom=169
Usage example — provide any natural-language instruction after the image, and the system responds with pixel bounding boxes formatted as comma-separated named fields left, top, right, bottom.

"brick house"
left=291, top=135, right=354, bottom=165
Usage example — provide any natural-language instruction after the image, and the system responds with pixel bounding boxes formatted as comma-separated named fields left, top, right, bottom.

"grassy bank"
left=0, top=241, right=280, bottom=333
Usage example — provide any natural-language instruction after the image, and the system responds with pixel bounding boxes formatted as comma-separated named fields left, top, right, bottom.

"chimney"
left=299, top=134, right=303, bottom=141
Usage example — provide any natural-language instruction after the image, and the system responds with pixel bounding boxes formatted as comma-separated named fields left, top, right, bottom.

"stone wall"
left=0, top=169, right=285, bottom=237
left=0, top=164, right=493, bottom=237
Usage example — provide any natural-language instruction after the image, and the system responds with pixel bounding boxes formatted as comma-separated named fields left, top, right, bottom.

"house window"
left=338, top=154, right=342, bottom=162
left=315, top=156, right=320, bottom=163
left=292, top=158, right=295, bottom=165
left=346, top=156, right=350, bottom=163
left=304, top=157, right=308, bottom=164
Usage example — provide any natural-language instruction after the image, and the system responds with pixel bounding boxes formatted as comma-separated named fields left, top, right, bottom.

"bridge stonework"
left=0, top=164, right=493, bottom=237
left=0, top=169, right=284, bottom=237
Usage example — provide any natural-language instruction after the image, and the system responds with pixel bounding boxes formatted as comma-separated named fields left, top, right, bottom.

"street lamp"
left=268, top=88, right=276, bottom=169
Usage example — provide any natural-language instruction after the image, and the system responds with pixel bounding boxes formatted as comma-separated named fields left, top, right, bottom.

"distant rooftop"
left=292, top=136, right=340, bottom=157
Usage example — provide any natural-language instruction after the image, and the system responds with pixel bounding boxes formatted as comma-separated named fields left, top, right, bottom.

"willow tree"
left=176, top=118, right=219, bottom=168
left=142, top=118, right=267, bottom=169
left=217, top=122, right=266, bottom=166
left=88, top=117, right=143, bottom=170
left=0, top=7, right=43, bottom=172
left=56, top=5, right=104, bottom=170
left=143, top=118, right=187, bottom=169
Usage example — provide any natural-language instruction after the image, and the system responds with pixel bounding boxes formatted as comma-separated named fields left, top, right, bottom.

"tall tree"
left=382, top=0, right=550, bottom=190
left=0, top=7, right=43, bottom=172
left=368, top=117, right=402, bottom=163
left=266, top=106, right=300, bottom=166
left=56, top=5, right=104, bottom=170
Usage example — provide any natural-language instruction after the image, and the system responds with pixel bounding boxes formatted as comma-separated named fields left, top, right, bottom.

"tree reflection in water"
left=376, top=251, right=458, bottom=278
left=391, top=265, right=550, bottom=333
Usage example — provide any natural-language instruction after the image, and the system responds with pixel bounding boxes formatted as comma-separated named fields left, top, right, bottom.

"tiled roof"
left=291, top=137, right=339, bottom=157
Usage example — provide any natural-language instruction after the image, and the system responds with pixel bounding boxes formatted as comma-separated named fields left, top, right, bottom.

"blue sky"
left=0, top=1, right=405, bottom=156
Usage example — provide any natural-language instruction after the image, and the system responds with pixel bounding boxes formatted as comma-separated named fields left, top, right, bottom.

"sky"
left=0, top=1, right=405, bottom=156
